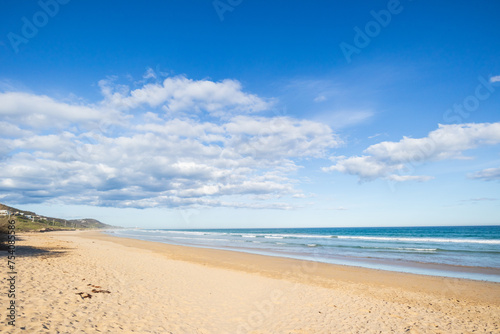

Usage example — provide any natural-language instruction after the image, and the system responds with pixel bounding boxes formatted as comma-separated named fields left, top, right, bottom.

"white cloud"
left=385, top=175, right=434, bottom=182
left=314, top=95, right=327, bottom=102
left=0, top=121, right=33, bottom=138
left=0, top=76, right=341, bottom=209
left=368, top=133, right=386, bottom=139
left=143, top=67, right=157, bottom=80
left=490, top=75, right=500, bottom=83
left=366, top=123, right=500, bottom=162
left=323, top=123, right=500, bottom=182
left=460, top=197, right=497, bottom=202
left=469, top=167, right=500, bottom=181
left=99, top=75, right=272, bottom=117
left=323, top=156, right=403, bottom=180
left=225, top=116, right=340, bottom=159
left=0, top=92, right=123, bottom=130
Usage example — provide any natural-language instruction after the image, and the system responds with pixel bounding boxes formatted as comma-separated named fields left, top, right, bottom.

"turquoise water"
left=109, top=225, right=500, bottom=282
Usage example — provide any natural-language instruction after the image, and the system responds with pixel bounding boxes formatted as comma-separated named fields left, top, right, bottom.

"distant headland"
left=0, top=202, right=120, bottom=233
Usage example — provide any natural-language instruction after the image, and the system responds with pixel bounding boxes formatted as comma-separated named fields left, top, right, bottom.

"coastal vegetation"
left=0, top=203, right=118, bottom=250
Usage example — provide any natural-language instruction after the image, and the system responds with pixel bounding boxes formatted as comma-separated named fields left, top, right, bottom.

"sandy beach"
left=1, top=231, right=499, bottom=333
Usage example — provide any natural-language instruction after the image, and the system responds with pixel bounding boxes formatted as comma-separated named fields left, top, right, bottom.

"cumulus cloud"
left=225, top=116, right=340, bottom=159
left=0, top=75, right=340, bottom=209
left=99, top=75, right=272, bottom=117
left=0, top=92, right=123, bottom=130
left=469, top=167, right=500, bottom=181
left=323, top=156, right=403, bottom=181
left=490, top=76, right=500, bottom=83
left=323, top=123, right=500, bottom=182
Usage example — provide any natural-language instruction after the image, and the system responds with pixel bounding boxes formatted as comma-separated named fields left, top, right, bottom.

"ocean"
left=108, top=225, right=500, bottom=282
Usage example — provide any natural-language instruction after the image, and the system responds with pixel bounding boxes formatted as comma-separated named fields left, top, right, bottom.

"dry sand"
left=1, top=230, right=499, bottom=333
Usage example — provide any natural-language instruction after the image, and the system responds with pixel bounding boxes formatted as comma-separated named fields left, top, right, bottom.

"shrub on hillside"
left=0, top=217, right=9, bottom=250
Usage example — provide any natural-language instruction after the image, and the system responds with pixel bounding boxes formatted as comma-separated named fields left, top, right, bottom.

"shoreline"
left=2, top=230, right=500, bottom=333
left=107, top=226, right=500, bottom=283
left=88, top=231, right=500, bottom=305
left=107, top=234, right=500, bottom=282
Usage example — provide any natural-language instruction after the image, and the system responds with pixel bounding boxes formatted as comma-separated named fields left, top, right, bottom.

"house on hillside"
left=0, top=210, right=11, bottom=216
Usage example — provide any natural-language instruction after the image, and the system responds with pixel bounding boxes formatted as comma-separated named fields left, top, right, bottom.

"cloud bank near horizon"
left=0, top=74, right=340, bottom=209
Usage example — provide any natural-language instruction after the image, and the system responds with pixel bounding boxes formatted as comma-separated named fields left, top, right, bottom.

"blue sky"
left=0, top=0, right=499, bottom=228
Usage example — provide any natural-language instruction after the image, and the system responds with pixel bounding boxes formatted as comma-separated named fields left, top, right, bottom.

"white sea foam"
left=337, top=236, right=500, bottom=244
left=109, top=227, right=500, bottom=281
left=285, top=234, right=334, bottom=239
left=261, top=233, right=333, bottom=239
left=165, top=231, right=206, bottom=236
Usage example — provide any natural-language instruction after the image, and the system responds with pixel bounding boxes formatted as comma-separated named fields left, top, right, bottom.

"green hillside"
left=0, top=202, right=119, bottom=235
